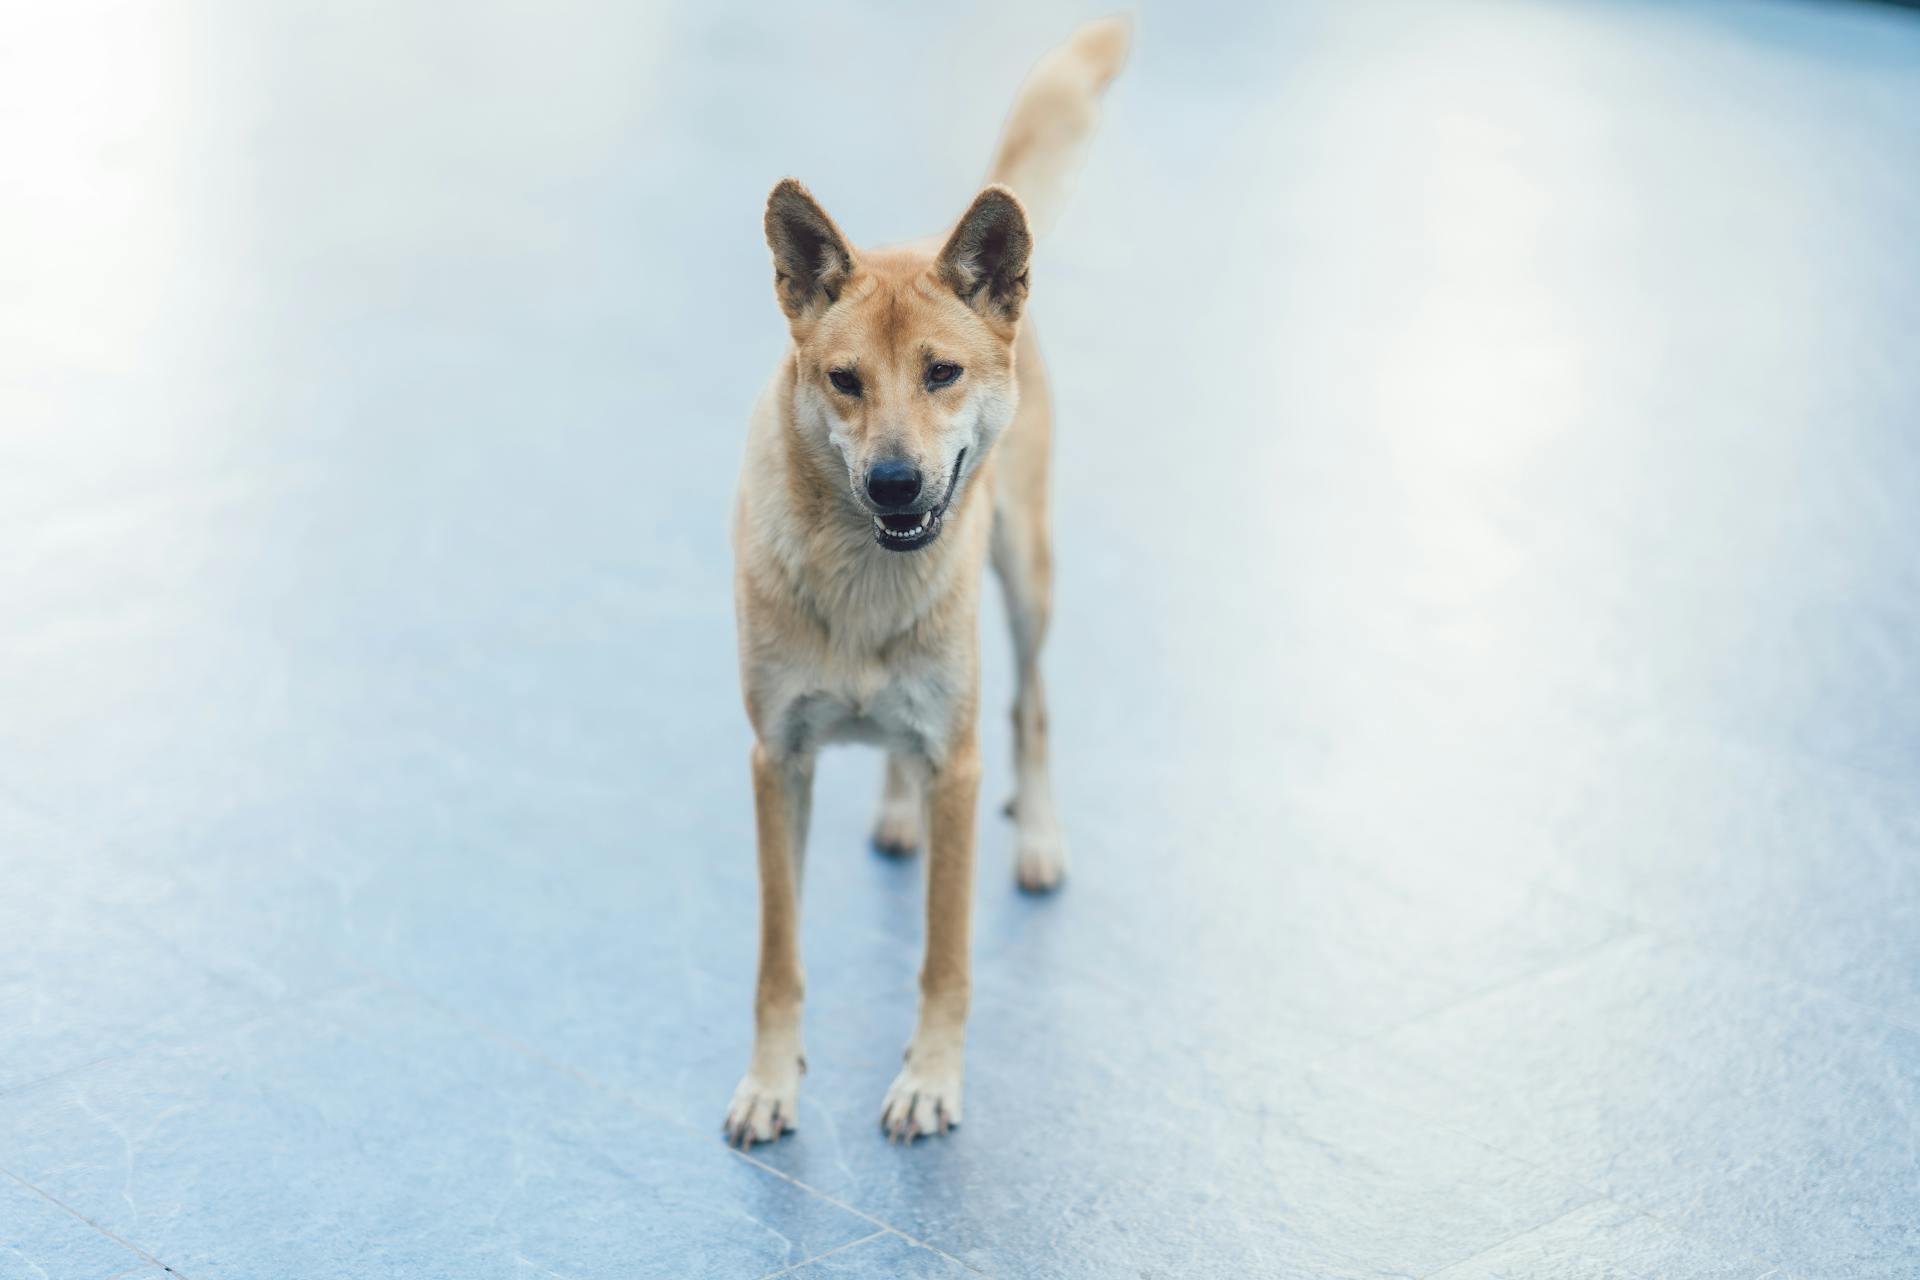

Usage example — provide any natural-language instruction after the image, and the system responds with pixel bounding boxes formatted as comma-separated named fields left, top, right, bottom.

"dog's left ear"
left=936, top=186, right=1032, bottom=326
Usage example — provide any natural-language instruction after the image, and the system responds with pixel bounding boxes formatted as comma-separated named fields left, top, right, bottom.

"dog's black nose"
left=866, top=460, right=923, bottom=511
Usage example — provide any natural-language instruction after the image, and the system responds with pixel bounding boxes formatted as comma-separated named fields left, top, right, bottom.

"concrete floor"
left=3, top=0, right=1918, bottom=1276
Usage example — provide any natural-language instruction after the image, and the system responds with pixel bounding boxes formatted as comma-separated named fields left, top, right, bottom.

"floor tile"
left=0, top=877, right=276, bottom=1096
left=1529, top=732, right=1920, bottom=1028
left=1426, top=1200, right=1761, bottom=1280
left=763, top=1232, right=968, bottom=1279
left=747, top=970, right=1595, bottom=1278
left=0, top=1176, right=148, bottom=1280
left=1336, top=936, right=1920, bottom=1279
left=0, top=986, right=874, bottom=1280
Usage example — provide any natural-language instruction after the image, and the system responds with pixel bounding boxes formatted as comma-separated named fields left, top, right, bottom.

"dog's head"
left=764, top=179, right=1031, bottom=552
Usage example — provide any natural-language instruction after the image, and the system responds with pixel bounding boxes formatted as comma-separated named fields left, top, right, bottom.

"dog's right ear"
left=765, top=179, right=855, bottom=323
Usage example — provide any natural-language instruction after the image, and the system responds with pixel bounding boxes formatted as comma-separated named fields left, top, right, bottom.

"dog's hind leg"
left=725, top=740, right=813, bottom=1147
left=870, top=752, right=926, bottom=856
left=991, top=465, right=1066, bottom=893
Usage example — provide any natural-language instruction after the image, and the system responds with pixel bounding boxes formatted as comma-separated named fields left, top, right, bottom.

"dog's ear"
left=936, top=186, right=1032, bottom=326
left=765, top=179, right=855, bottom=322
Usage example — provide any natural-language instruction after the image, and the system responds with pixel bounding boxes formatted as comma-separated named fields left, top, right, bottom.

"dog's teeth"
left=875, top=511, right=935, bottom=540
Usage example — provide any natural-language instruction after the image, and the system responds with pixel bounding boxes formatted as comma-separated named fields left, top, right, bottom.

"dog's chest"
left=770, top=657, right=954, bottom=762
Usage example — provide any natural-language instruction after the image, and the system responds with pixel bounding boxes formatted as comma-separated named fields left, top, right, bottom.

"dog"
left=724, top=17, right=1131, bottom=1147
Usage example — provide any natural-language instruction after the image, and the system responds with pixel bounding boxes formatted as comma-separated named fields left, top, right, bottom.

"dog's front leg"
left=725, top=740, right=813, bottom=1147
left=881, top=732, right=980, bottom=1141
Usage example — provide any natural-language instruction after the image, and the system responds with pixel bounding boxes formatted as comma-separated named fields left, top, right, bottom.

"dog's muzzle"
left=873, top=451, right=965, bottom=552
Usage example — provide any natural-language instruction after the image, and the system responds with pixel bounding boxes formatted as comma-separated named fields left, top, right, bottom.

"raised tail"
left=983, top=15, right=1132, bottom=238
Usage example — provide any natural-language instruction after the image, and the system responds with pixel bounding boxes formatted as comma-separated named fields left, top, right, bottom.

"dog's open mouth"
left=872, top=451, right=964, bottom=552
left=876, top=509, right=939, bottom=545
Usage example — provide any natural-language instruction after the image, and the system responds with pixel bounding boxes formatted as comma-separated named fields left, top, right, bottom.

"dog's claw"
left=882, top=1090, right=916, bottom=1143
left=880, top=1067, right=961, bottom=1145
left=726, top=1073, right=799, bottom=1149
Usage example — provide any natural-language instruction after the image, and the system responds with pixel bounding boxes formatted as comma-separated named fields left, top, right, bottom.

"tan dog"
left=725, top=18, right=1131, bottom=1147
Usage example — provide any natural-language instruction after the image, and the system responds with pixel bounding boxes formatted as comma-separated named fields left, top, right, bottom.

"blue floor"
left=3, top=0, right=1918, bottom=1276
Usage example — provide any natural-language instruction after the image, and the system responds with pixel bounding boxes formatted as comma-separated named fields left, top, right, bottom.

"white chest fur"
left=760, top=646, right=963, bottom=764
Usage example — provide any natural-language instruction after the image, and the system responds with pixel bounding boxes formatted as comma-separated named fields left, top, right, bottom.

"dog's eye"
left=828, top=369, right=862, bottom=396
left=927, top=362, right=962, bottom=387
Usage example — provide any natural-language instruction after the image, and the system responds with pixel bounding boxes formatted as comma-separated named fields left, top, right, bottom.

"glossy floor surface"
left=4, top=1, right=1918, bottom=1276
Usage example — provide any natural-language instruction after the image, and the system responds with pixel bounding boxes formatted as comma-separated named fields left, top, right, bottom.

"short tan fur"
left=726, top=16, right=1131, bottom=1147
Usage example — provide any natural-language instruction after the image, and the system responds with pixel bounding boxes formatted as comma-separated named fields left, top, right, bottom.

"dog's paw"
left=724, top=1072, right=799, bottom=1149
left=1014, top=823, right=1067, bottom=894
left=879, top=1059, right=963, bottom=1143
left=871, top=800, right=924, bottom=857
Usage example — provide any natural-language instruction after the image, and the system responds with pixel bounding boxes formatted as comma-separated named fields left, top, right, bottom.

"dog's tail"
left=983, top=15, right=1132, bottom=238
